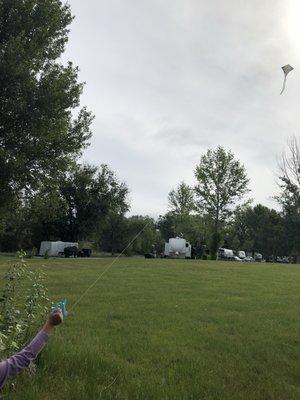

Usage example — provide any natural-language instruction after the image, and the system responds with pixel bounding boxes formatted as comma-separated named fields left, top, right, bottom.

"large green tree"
left=0, top=164, right=130, bottom=250
left=227, top=204, right=285, bottom=257
left=0, top=186, right=67, bottom=251
left=100, top=213, right=129, bottom=255
left=23, top=185, right=68, bottom=246
left=101, top=215, right=162, bottom=256
left=59, top=164, right=129, bottom=242
left=194, top=146, right=249, bottom=258
left=168, top=182, right=195, bottom=215
left=127, top=216, right=163, bottom=255
left=0, top=0, right=93, bottom=209
left=157, top=212, right=208, bottom=255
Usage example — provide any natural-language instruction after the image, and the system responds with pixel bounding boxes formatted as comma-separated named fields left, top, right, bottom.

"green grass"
left=0, top=258, right=299, bottom=399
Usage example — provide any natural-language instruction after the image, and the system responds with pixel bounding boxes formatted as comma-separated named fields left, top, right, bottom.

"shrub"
left=0, top=252, right=49, bottom=359
left=44, top=250, right=49, bottom=259
left=23, top=247, right=38, bottom=258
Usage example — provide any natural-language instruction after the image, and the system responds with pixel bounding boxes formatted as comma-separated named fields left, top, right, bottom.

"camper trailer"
left=164, top=237, right=191, bottom=259
left=238, top=251, right=246, bottom=259
left=39, top=241, right=78, bottom=257
left=218, top=248, right=234, bottom=260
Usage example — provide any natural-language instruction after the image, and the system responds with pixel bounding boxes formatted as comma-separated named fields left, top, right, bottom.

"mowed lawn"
left=0, top=257, right=299, bottom=400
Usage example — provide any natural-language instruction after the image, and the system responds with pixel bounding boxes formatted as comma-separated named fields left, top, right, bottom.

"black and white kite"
left=280, top=64, right=294, bottom=94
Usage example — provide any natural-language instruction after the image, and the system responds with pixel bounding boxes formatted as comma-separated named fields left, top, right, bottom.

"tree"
left=194, top=146, right=249, bottom=258
left=278, top=136, right=300, bottom=209
left=157, top=213, right=177, bottom=241
left=277, top=136, right=300, bottom=261
left=162, top=181, right=204, bottom=253
left=24, top=186, right=68, bottom=246
left=59, top=164, right=129, bottom=242
left=127, top=216, right=163, bottom=255
left=0, top=164, right=130, bottom=251
left=0, top=0, right=93, bottom=210
left=0, top=198, right=27, bottom=251
left=229, top=204, right=285, bottom=257
left=100, top=213, right=129, bottom=255
left=168, top=182, right=195, bottom=215
left=157, top=212, right=208, bottom=254
left=100, top=216, right=162, bottom=256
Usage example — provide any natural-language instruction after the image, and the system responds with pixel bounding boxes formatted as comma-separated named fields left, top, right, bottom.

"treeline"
left=0, top=162, right=161, bottom=255
left=160, top=139, right=299, bottom=260
left=0, top=141, right=299, bottom=261
left=0, top=1, right=299, bottom=260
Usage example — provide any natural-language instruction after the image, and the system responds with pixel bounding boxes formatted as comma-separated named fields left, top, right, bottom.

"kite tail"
left=280, top=76, right=287, bottom=95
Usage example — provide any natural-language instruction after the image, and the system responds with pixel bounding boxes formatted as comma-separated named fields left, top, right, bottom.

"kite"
left=52, top=299, right=69, bottom=318
left=280, top=64, right=294, bottom=94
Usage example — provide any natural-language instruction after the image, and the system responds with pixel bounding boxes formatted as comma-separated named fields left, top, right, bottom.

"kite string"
left=69, top=220, right=152, bottom=312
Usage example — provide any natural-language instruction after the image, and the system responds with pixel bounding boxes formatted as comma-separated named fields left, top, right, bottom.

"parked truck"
left=164, top=237, right=191, bottom=259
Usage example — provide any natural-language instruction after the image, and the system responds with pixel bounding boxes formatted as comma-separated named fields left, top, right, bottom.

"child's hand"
left=42, top=310, right=63, bottom=334
left=48, top=310, right=63, bottom=326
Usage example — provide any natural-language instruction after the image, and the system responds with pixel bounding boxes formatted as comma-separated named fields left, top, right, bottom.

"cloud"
left=65, top=0, right=299, bottom=216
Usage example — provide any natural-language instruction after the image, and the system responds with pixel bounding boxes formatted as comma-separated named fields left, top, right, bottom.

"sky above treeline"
left=63, top=0, right=300, bottom=217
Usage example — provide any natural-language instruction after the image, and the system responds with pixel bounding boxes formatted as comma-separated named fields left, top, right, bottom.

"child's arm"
left=0, top=311, right=62, bottom=390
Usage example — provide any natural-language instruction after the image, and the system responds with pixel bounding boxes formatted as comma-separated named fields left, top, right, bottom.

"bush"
left=23, top=247, right=38, bottom=258
left=0, top=252, right=49, bottom=359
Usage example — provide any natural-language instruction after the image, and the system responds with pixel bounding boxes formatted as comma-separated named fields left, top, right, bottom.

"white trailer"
left=39, top=241, right=78, bottom=257
left=218, top=248, right=234, bottom=260
left=254, top=253, right=263, bottom=262
left=164, top=237, right=191, bottom=259
left=238, top=251, right=246, bottom=259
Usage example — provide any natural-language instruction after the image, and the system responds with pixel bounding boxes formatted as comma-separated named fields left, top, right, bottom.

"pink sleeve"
left=0, top=330, right=48, bottom=389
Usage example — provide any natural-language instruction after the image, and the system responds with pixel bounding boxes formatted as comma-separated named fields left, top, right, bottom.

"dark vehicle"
left=78, top=248, right=92, bottom=257
left=266, top=256, right=292, bottom=263
left=266, top=256, right=275, bottom=263
left=145, top=253, right=156, bottom=259
left=254, top=253, right=263, bottom=262
left=64, top=246, right=78, bottom=258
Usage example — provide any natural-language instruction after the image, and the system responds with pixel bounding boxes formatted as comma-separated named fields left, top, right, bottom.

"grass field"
left=0, top=257, right=299, bottom=399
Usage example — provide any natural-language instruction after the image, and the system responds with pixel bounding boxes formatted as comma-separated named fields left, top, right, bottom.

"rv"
left=39, top=241, right=78, bottom=257
left=238, top=251, right=246, bottom=259
left=218, top=248, right=234, bottom=260
left=164, top=237, right=191, bottom=259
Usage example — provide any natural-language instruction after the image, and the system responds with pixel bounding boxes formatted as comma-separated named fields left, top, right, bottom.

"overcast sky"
left=64, top=0, right=300, bottom=217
